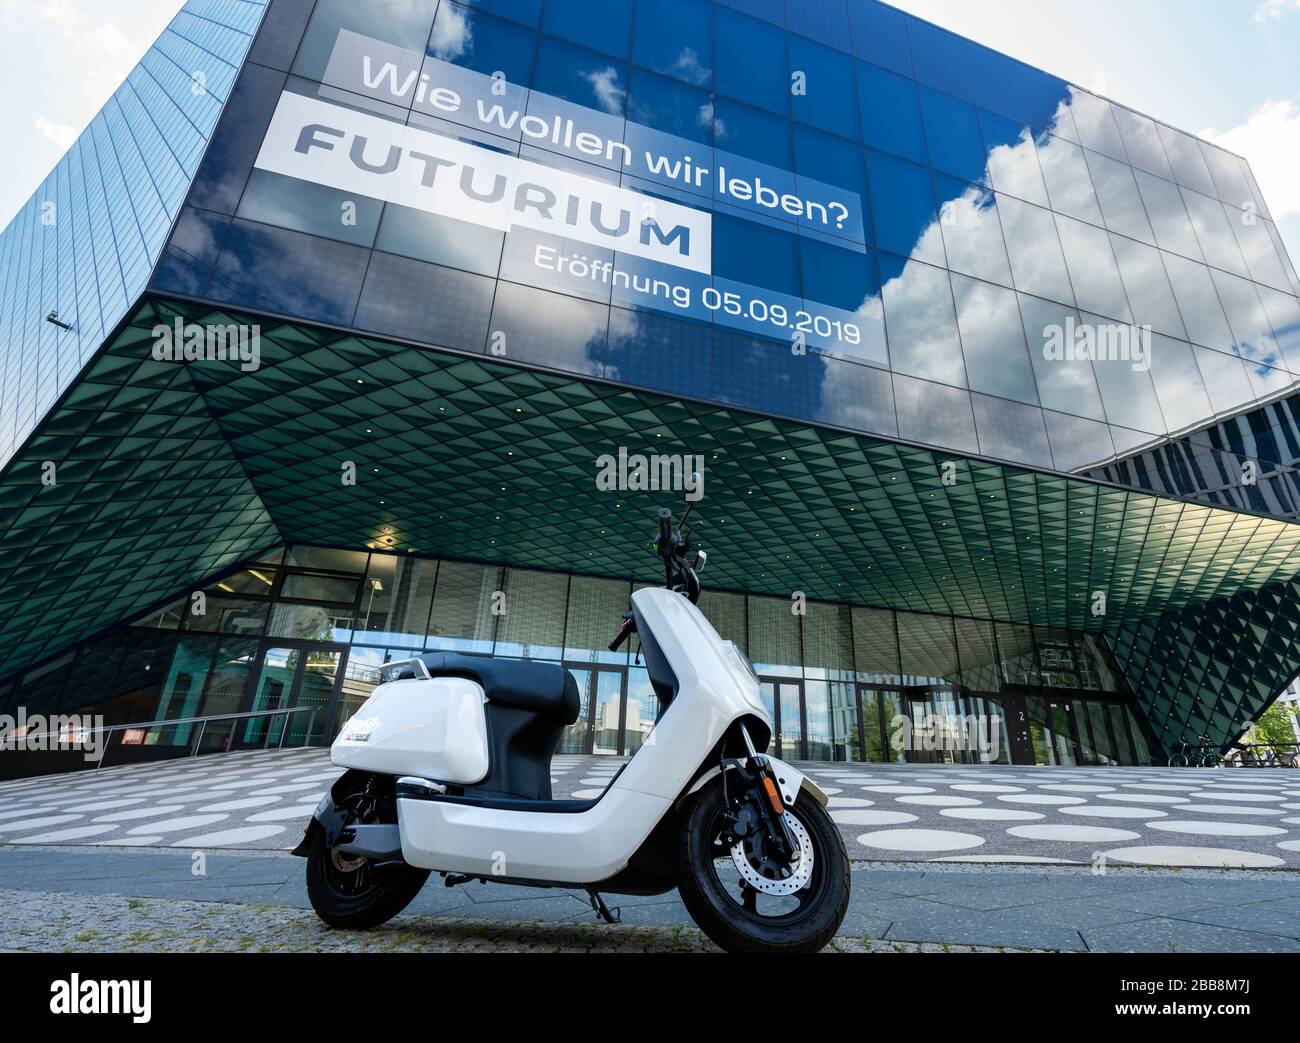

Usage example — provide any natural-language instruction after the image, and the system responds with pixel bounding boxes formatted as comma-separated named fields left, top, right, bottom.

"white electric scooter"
left=294, top=504, right=850, bottom=953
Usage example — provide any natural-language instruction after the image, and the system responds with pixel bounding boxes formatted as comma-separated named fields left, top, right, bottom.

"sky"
left=0, top=0, right=1297, bottom=266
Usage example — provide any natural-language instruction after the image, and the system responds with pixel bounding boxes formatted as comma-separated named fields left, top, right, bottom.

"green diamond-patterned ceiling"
left=3, top=296, right=1300, bottom=755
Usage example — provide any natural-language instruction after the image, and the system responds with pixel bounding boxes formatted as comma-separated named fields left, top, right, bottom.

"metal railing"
left=1226, top=741, right=1300, bottom=768
left=11, top=706, right=320, bottom=771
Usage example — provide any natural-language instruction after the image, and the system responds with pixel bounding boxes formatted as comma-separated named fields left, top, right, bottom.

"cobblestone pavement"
left=2, top=750, right=1299, bottom=868
left=0, top=886, right=1034, bottom=953
left=2, top=846, right=1300, bottom=952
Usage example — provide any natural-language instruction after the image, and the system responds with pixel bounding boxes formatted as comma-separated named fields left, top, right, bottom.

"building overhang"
left=3, top=296, right=1300, bottom=752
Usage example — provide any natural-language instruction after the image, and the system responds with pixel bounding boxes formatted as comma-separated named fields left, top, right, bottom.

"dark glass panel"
left=892, top=374, right=977, bottom=452
left=857, top=62, right=926, bottom=163
left=917, top=85, right=985, bottom=183
left=632, top=0, right=712, bottom=85
left=788, top=36, right=859, bottom=139
left=715, top=8, right=787, bottom=115
left=354, top=252, right=496, bottom=351
left=746, top=595, right=802, bottom=675
left=541, top=0, right=632, bottom=59
left=971, top=394, right=1053, bottom=469
left=426, top=560, right=501, bottom=653
left=896, top=611, right=959, bottom=685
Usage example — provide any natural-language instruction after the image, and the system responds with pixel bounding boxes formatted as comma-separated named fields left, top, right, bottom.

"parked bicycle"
left=1167, top=735, right=1219, bottom=767
left=1230, top=742, right=1299, bottom=768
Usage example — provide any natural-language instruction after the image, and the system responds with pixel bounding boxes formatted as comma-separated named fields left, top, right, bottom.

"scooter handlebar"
left=608, top=615, right=634, bottom=652
left=657, top=508, right=673, bottom=555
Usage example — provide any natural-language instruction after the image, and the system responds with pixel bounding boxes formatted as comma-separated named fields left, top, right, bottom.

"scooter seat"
left=418, top=653, right=580, bottom=725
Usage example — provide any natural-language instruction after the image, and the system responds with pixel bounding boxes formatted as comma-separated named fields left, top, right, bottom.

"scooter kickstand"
left=587, top=890, right=621, bottom=924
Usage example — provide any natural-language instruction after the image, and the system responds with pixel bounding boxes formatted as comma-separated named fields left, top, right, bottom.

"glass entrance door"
left=759, top=678, right=802, bottom=759
left=240, top=644, right=342, bottom=749
left=559, top=667, right=626, bottom=754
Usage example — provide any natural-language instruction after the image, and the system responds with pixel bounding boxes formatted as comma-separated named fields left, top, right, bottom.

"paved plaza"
left=1, top=751, right=1299, bottom=952
left=1, top=749, right=1298, bottom=868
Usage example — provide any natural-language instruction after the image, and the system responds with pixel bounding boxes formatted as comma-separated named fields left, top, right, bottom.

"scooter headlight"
left=722, top=641, right=759, bottom=688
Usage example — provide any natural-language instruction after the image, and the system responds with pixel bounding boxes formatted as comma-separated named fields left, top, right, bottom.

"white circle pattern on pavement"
left=895, top=795, right=982, bottom=807
left=855, top=829, right=985, bottom=852
left=1146, top=820, right=1287, bottom=837
left=832, top=810, right=917, bottom=826
left=5, top=753, right=1298, bottom=865
left=1059, top=805, right=1167, bottom=819
left=172, top=825, right=287, bottom=847
left=997, top=793, right=1087, bottom=805
left=1104, top=845, right=1285, bottom=868
left=940, top=807, right=1044, bottom=821
left=1006, top=824, right=1141, bottom=843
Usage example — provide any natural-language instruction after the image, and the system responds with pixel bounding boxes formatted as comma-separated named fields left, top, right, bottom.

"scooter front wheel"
left=305, top=831, right=430, bottom=930
left=676, top=783, right=849, bottom=953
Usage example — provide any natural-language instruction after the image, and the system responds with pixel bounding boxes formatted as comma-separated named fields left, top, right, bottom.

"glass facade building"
left=2, top=543, right=1154, bottom=768
left=3, top=0, right=1300, bottom=770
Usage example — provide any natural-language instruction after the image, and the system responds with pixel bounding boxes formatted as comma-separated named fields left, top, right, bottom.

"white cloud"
left=1254, top=0, right=1300, bottom=23
left=89, top=21, right=132, bottom=58
left=0, top=0, right=79, bottom=30
left=1203, top=98, right=1300, bottom=223
left=34, top=114, right=76, bottom=149
left=427, top=4, right=470, bottom=61
left=582, top=67, right=625, bottom=116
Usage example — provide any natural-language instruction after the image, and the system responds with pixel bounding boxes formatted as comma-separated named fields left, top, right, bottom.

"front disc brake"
left=730, top=812, right=815, bottom=896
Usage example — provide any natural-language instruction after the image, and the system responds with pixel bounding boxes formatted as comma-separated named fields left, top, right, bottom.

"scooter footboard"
left=397, top=786, right=670, bottom=883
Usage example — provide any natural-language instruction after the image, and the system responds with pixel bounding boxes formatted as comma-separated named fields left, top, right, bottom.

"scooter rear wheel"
left=676, top=782, right=849, bottom=953
left=305, top=831, right=430, bottom=930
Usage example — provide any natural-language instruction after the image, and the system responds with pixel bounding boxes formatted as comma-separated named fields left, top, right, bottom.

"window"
left=857, top=62, right=925, bottom=163
left=426, top=560, right=501, bottom=652
left=1181, top=189, right=1249, bottom=277
left=1111, top=107, right=1173, bottom=180
left=494, top=569, right=567, bottom=660
left=1157, top=124, right=1217, bottom=197
left=1036, top=134, right=1103, bottom=225
left=971, top=394, right=1053, bottom=468
left=354, top=555, right=436, bottom=648
left=1054, top=215, right=1132, bottom=322
left=979, top=110, right=1049, bottom=207
left=1109, top=234, right=1188, bottom=339
left=541, top=0, right=631, bottom=59
left=1066, top=88, right=1127, bottom=161
left=1131, top=169, right=1199, bottom=261
left=1191, top=346, right=1255, bottom=416
left=1162, top=253, right=1235, bottom=352
left=918, top=86, right=985, bottom=184
left=632, top=0, right=711, bottom=85
left=714, top=9, right=786, bottom=114
left=293, top=0, right=437, bottom=89
left=1085, top=150, right=1154, bottom=244
left=868, top=152, right=945, bottom=264
left=934, top=176, right=1013, bottom=288
left=950, top=273, right=1038, bottom=403
left=1148, top=335, right=1214, bottom=433
left=1018, top=294, right=1106, bottom=420
left=880, top=254, right=966, bottom=387
left=998, top=195, right=1075, bottom=306
left=789, top=36, right=859, bottom=139
left=893, top=373, right=977, bottom=452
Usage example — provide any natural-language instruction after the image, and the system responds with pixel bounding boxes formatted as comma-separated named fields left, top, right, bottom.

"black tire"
left=305, top=829, right=430, bottom=930
left=676, top=782, right=849, bottom=953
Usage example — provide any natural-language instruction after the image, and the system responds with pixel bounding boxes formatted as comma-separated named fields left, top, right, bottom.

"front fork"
left=717, top=723, right=800, bottom=863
